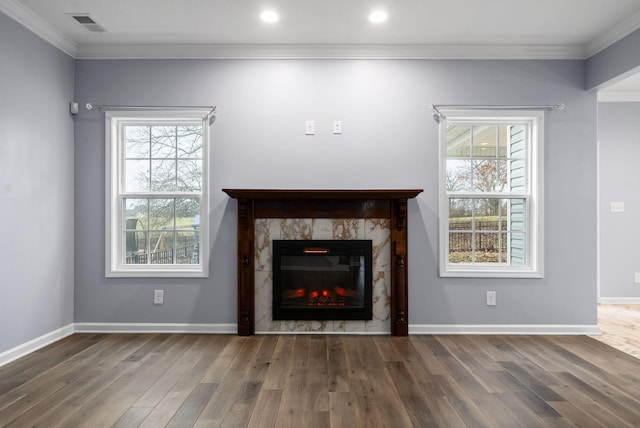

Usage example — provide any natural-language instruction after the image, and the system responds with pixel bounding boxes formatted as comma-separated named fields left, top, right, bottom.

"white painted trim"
left=0, top=324, right=75, bottom=368
left=105, top=111, right=210, bottom=278
left=74, top=42, right=587, bottom=60
left=438, top=110, right=544, bottom=278
left=586, top=9, right=640, bottom=57
left=74, top=323, right=237, bottom=334
left=0, top=0, right=77, bottom=57
left=597, top=92, right=640, bottom=102
left=409, top=324, right=601, bottom=335
left=1, top=322, right=605, bottom=367
left=599, top=297, right=640, bottom=304
left=597, top=139, right=601, bottom=302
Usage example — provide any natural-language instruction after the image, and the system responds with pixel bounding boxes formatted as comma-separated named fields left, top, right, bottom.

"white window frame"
left=105, top=110, right=209, bottom=277
left=439, top=109, right=544, bottom=278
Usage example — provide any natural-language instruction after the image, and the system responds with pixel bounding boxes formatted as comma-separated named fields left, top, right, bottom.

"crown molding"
left=597, top=91, right=640, bottom=102
left=586, top=9, right=640, bottom=57
left=75, top=42, right=587, bottom=60
left=3, top=0, right=639, bottom=61
left=0, top=0, right=77, bottom=57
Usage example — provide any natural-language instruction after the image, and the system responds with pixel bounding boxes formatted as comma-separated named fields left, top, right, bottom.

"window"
left=439, top=110, right=543, bottom=278
left=106, top=110, right=209, bottom=277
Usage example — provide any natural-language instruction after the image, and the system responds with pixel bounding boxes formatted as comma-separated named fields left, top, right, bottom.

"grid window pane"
left=124, top=231, right=147, bottom=264
left=446, top=125, right=471, bottom=158
left=150, top=159, right=176, bottom=192
left=121, top=197, right=200, bottom=266
left=125, top=159, right=150, bottom=192
left=471, top=125, right=498, bottom=157
left=449, top=232, right=473, bottom=263
left=471, top=160, right=504, bottom=192
left=446, top=160, right=472, bottom=192
left=176, top=231, right=199, bottom=264
left=149, top=198, right=175, bottom=230
left=177, top=126, right=203, bottom=159
left=125, top=126, right=150, bottom=158
left=447, top=196, right=527, bottom=266
left=150, top=126, right=176, bottom=158
left=177, top=160, right=202, bottom=191
left=175, top=198, right=200, bottom=229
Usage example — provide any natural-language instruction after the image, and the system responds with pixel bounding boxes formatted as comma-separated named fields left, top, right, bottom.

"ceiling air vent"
left=70, top=14, right=106, bottom=33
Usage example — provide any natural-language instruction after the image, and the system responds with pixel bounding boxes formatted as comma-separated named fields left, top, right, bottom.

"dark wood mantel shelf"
left=222, top=189, right=423, bottom=200
left=222, top=188, right=423, bottom=336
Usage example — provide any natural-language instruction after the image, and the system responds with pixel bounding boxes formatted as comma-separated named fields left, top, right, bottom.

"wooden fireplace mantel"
left=222, top=189, right=423, bottom=200
left=222, top=188, right=423, bottom=336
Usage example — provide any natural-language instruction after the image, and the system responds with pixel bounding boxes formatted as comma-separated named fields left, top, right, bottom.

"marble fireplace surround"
left=222, top=189, right=423, bottom=336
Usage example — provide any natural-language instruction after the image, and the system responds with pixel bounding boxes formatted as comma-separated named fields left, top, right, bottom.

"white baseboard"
left=1, top=322, right=603, bottom=368
left=599, top=297, right=640, bottom=304
left=0, top=324, right=75, bottom=368
left=409, top=324, right=601, bottom=335
left=73, top=322, right=237, bottom=334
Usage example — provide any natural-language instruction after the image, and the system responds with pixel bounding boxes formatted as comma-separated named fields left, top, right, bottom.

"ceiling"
left=2, top=0, right=640, bottom=94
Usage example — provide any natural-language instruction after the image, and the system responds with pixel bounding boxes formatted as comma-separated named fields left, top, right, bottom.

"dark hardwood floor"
left=1, top=330, right=640, bottom=427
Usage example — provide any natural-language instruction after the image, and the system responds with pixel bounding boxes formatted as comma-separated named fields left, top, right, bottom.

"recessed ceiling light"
left=260, top=10, right=279, bottom=23
left=368, top=10, right=388, bottom=24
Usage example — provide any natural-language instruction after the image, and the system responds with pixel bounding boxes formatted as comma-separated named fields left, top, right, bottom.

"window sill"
left=106, top=267, right=208, bottom=278
left=440, top=268, right=543, bottom=279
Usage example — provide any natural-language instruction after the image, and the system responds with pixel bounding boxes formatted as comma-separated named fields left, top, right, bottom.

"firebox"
left=272, top=240, right=373, bottom=321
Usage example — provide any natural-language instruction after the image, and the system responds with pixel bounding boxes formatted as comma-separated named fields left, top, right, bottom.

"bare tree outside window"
left=123, top=124, right=203, bottom=265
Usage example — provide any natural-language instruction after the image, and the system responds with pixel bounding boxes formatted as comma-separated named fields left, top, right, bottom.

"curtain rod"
left=83, top=103, right=218, bottom=124
left=84, top=103, right=217, bottom=114
left=430, top=103, right=564, bottom=123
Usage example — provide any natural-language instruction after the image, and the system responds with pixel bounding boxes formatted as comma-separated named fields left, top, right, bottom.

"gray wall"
left=74, top=58, right=598, bottom=327
left=586, top=28, right=640, bottom=90
left=0, top=13, right=75, bottom=354
left=598, top=102, right=640, bottom=299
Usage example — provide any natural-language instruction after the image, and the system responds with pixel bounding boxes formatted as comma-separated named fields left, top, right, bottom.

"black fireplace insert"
left=272, top=240, right=373, bottom=320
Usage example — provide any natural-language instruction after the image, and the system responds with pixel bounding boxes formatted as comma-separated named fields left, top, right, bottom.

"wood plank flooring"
left=2, top=329, right=640, bottom=427
left=592, top=304, right=640, bottom=359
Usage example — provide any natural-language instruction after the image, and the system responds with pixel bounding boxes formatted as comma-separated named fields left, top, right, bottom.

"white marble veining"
left=254, top=218, right=391, bottom=334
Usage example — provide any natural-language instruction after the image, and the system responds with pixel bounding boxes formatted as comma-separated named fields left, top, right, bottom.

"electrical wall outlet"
left=153, top=289, right=164, bottom=305
left=333, top=120, right=342, bottom=134
left=635, top=273, right=640, bottom=284
left=486, top=291, right=497, bottom=306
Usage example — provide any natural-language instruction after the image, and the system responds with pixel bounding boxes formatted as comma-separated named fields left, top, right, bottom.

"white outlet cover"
left=154, top=289, right=164, bottom=304
left=486, top=291, right=497, bottom=306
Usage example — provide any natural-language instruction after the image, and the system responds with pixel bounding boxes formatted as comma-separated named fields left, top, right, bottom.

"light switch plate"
left=610, top=202, right=625, bottom=213
left=305, top=120, right=315, bottom=135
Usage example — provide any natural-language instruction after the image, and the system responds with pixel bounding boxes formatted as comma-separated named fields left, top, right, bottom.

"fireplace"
left=222, top=189, right=423, bottom=336
left=272, top=240, right=373, bottom=321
